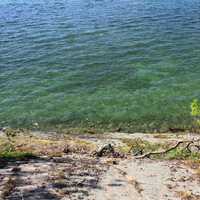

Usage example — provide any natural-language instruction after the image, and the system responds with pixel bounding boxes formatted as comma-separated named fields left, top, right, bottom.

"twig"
left=185, top=141, right=194, bottom=153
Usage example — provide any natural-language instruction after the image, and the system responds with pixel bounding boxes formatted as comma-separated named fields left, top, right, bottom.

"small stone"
left=112, top=160, right=118, bottom=165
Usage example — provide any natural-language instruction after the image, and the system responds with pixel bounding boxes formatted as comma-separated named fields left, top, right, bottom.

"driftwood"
left=134, top=139, right=200, bottom=159
left=94, top=144, right=115, bottom=157
left=94, top=144, right=124, bottom=158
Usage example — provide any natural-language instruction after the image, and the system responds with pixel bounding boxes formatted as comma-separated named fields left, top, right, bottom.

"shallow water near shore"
left=0, top=0, right=200, bottom=130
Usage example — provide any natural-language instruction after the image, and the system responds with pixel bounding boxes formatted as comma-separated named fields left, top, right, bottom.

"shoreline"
left=0, top=119, right=196, bottom=135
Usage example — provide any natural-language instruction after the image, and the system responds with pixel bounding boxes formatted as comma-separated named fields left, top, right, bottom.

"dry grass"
left=0, top=177, right=16, bottom=199
left=177, top=191, right=200, bottom=200
left=195, top=168, right=200, bottom=179
left=0, top=130, right=96, bottom=158
left=121, top=138, right=169, bottom=154
left=153, top=134, right=170, bottom=139
left=184, top=160, right=200, bottom=170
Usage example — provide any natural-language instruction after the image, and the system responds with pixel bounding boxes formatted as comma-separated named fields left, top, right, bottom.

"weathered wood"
left=94, top=144, right=114, bottom=157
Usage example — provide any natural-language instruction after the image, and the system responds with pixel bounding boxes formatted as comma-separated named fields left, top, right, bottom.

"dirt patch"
left=92, top=159, right=200, bottom=200
left=0, top=154, right=106, bottom=200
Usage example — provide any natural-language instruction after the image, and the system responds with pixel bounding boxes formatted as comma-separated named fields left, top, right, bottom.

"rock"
left=112, top=160, right=118, bottom=165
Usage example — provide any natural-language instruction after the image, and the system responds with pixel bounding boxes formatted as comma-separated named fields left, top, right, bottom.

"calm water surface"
left=0, top=0, right=200, bottom=130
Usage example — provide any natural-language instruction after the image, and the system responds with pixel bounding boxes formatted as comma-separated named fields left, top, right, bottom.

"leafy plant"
left=3, top=128, right=19, bottom=152
left=191, top=99, right=200, bottom=129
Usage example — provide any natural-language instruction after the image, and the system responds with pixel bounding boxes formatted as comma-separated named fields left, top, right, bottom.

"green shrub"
left=191, top=99, right=200, bottom=129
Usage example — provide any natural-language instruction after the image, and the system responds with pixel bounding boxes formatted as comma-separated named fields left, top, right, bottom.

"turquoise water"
left=0, top=0, right=200, bottom=131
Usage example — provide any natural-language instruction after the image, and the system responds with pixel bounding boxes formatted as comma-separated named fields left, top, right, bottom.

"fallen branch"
left=185, top=141, right=194, bottom=153
left=134, top=140, right=198, bottom=159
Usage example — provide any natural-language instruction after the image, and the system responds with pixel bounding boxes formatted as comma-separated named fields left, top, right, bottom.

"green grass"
left=0, top=151, right=35, bottom=160
left=165, top=149, right=200, bottom=160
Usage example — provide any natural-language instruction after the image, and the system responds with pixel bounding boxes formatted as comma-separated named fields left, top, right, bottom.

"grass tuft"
left=121, top=138, right=167, bottom=154
left=165, top=149, right=200, bottom=160
left=0, top=151, right=35, bottom=160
